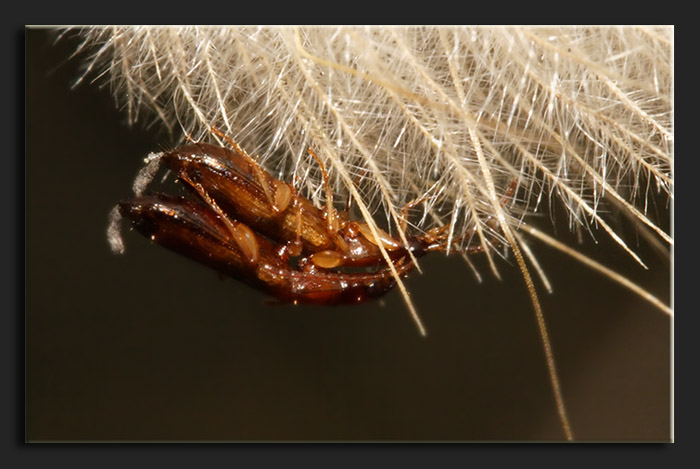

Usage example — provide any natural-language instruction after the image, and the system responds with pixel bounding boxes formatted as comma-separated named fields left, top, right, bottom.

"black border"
left=8, top=20, right=688, bottom=467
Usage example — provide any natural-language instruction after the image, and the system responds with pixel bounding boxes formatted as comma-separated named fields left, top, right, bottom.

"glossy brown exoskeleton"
left=119, top=194, right=415, bottom=304
left=114, top=131, right=491, bottom=305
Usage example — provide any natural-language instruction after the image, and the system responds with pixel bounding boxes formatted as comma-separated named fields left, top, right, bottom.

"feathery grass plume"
left=74, top=25, right=672, bottom=264
left=69, top=26, right=672, bottom=439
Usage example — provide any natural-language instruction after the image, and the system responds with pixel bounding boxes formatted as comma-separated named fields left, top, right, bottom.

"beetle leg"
left=307, top=250, right=347, bottom=269
left=286, top=175, right=304, bottom=258
left=307, top=147, right=340, bottom=235
left=456, top=178, right=519, bottom=254
left=180, top=172, right=260, bottom=266
left=398, top=195, right=430, bottom=234
left=420, top=178, right=520, bottom=255
left=354, top=222, right=404, bottom=252
left=210, top=126, right=289, bottom=214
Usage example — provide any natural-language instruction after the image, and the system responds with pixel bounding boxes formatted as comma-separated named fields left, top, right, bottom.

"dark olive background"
left=26, top=28, right=671, bottom=441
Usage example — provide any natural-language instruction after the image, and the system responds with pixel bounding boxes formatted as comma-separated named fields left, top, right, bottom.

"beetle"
left=157, top=140, right=413, bottom=269
left=115, top=133, right=503, bottom=304
left=118, top=193, right=419, bottom=304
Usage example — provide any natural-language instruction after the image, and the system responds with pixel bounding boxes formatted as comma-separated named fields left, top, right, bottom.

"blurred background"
left=26, top=28, right=670, bottom=441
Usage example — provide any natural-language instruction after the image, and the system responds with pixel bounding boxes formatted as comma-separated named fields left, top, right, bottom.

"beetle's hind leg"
left=179, top=172, right=261, bottom=266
